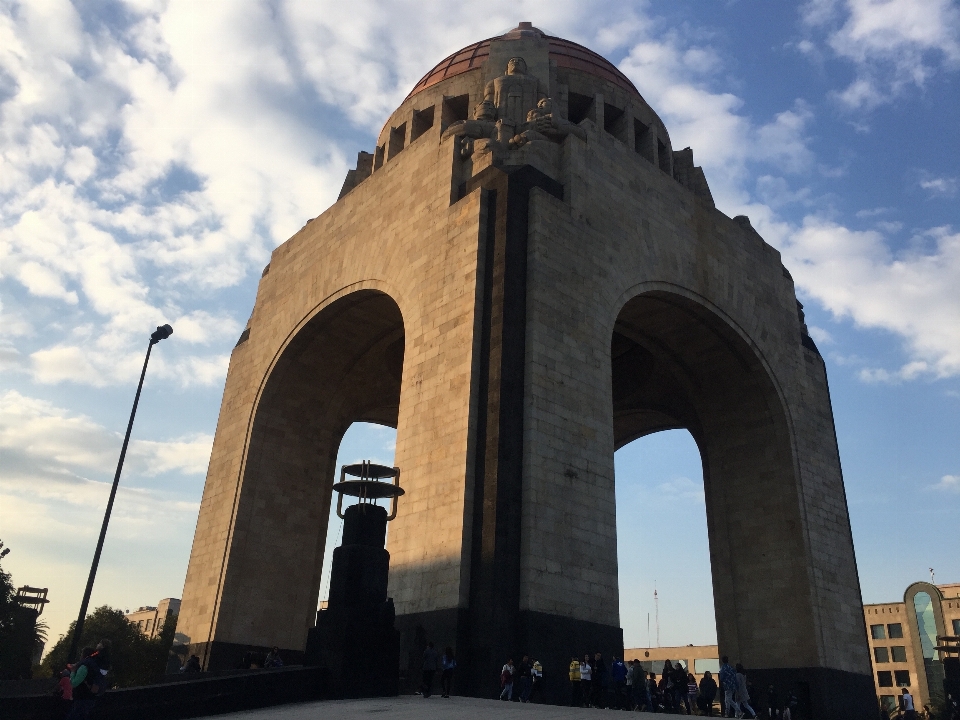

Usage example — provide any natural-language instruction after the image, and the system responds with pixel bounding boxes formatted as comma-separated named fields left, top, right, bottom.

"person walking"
left=719, top=656, right=738, bottom=718
left=569, top=656, right=582, bottom=707
left=517, top=655, right=533, bottom=702
left=735, top=664, right=757, bottom=719
left=580, top=654, right=593, bottom=707
left=611, top=655, right=628, bottom=709
left=65, top=647, right=101, bottom=720
left=530, top=659, right=545, bottom=703
left=420, top=642, right=439, bottom=698
left=440, top=647, right=456, bottom=698
left=699, top=670, right=719, bottom=716
left=500, top=658, right=515, bottom=701
left=686, top=672, right=699, bottom=715
left=900, top=688, right=917, bottom=720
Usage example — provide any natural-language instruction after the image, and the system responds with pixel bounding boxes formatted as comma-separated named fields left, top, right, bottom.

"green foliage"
left=0, top=542, right=48, bottom=680
left=40, top=606, right=179, bottom=688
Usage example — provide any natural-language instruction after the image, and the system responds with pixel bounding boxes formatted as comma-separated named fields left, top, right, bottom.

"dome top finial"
left=502, top=22, right=545, bottom=39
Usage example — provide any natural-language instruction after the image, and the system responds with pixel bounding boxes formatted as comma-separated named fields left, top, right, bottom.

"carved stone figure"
left=523, top=98, right=587, bottom=143
left=483, top=56, right=546, bottom=132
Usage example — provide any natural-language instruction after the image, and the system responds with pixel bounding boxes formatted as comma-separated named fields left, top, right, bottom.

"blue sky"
left=1, top=0, right=957, bottom=652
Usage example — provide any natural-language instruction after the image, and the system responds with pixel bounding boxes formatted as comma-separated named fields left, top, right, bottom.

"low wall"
left=4, top=666, right=329, bottom=720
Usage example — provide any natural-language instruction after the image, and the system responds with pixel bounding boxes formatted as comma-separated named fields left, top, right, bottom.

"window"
left=894, top=670, right=910, bottom=687
left=874, top=647, right=889, bottom=663
left=953, top=619, right=960, bottom=635
left=888, top=623, right=903, bottom=639
left=880, top=696, right=897, bottom=712
left=411, top=106, right=435, bottom=143
left=877, top=671, right=893, bottom=687
left=891, top=646, right=907, bottom=663
left=695, top=658, right=721, bottom=675
left=871, top=624, right=886, bottom=640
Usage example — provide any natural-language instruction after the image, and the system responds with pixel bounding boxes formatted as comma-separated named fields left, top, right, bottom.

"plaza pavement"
left=213, top=695, right=659, bottom=718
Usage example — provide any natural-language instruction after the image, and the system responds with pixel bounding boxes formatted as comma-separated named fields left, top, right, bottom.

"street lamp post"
left=67, top=324, right=173, bottom=664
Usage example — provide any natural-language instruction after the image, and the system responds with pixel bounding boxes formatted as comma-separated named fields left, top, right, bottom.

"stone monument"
left=175, top=23, right=874, bottom=718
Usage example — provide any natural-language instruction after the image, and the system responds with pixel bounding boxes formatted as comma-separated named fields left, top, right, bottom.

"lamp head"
left=150, top=324, right=174, bottom=345
left=333, top=461, right=403, bottom=521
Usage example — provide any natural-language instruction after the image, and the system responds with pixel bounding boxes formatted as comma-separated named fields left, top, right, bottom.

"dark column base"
left=395, top=608, right=622, bottom=703
left=747, top=666, right=876, bottom=720
left=188, top=640, right=304, bottom=672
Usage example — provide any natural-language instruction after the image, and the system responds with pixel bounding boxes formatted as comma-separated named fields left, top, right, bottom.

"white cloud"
left=758, top=219, right=960, bottom=378
left=929, top=474, right=960, bottom=494
left=919, top=176, right=958, bottom=198
left=808, top=325, right=834, bottom=345
left=802, top=0, right=960, bottom=109
left=655, top=476, right=705, bottom=502
left=0, top=390, right=213, bottom=479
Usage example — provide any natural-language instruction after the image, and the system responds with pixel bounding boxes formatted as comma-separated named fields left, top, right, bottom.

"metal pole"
left=67, top=338, right=156, bottom=663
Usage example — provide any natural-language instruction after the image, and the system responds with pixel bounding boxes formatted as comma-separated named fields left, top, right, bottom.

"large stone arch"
left=610, top=287, right=817, bottom=668
left=179, top=288, right=405, bottom=668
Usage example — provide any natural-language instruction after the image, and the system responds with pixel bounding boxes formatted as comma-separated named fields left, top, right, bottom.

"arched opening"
left=610, top=289, right=815, bottom=670
left=615, top=429, right=717, bottom=650
left=210, top=289, right=405, bottom=659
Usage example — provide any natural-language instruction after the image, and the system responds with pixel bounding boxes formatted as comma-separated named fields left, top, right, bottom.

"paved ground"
left=214, top=696, right=659, bottom=718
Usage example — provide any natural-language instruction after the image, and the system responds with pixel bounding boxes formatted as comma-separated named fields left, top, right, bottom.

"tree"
left=40, top=605, right=177, bottom=687
left=0, top=540, right=48, bottom=680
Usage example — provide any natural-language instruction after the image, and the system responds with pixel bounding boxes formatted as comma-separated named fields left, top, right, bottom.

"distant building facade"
left=627, top=581, right=960, bottom=715
left=125, top=598, right=180, bottom=639
left=864, top=581, right=960, bottom=713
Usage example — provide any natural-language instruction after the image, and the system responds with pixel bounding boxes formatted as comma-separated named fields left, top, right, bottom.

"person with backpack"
left=440, top=647, right=456, bottom=698
left=66, top=647, right=100, bottom=720
left=499, top=658, right=515, bottom=700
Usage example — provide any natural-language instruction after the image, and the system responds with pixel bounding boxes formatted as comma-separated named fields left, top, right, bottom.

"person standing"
left=517, top=655, right=533, bottom=702
left=686, top=672, right=699, bottom=715
left=699, top=670, right=719, bottom=716
left=593, top=652, right=608, bottom=709
left=569, top=656, right=582, bottom=707
left=900, top=688, right=917, bottom=720
left=649, top=672, right=661, bottom=712
left=580, top=654, right=593, bottom=707
left=735, top=664, right=757, bottom=719
left=611, top=656, right=627, bottom=709
left=530, top=659, right=545, bottom=703
left=420, top=642, right=439, bottom=698
left=764, top=684, right=779, bottom=717
left=671, top=661, right=689, bottom=712
left=440, top=647, right=456, bottom=698
left=499, top=658, right=515, bottom=701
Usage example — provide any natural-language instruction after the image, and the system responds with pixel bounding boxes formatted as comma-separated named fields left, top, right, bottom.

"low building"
left=623, top=643, right=720, bottom=683
left=864, top=581, right=960, bottom=714
left=125, top=598, right=181, bottom=639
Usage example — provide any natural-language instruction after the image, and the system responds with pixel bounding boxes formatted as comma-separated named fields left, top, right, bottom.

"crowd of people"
left=563, top=653, right=799, bottom=717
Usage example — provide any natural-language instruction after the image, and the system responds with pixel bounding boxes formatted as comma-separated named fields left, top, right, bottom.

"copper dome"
left=405, top=23, right=641, bottom=101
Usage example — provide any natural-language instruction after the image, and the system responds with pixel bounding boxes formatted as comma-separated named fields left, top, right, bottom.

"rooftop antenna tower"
left=654, top=583, right=660, bottom=647
left=930, top=568, right=935, bottom=584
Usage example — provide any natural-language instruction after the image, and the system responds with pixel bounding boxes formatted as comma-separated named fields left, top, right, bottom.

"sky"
left=1, top=0, right=958, bottom=653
